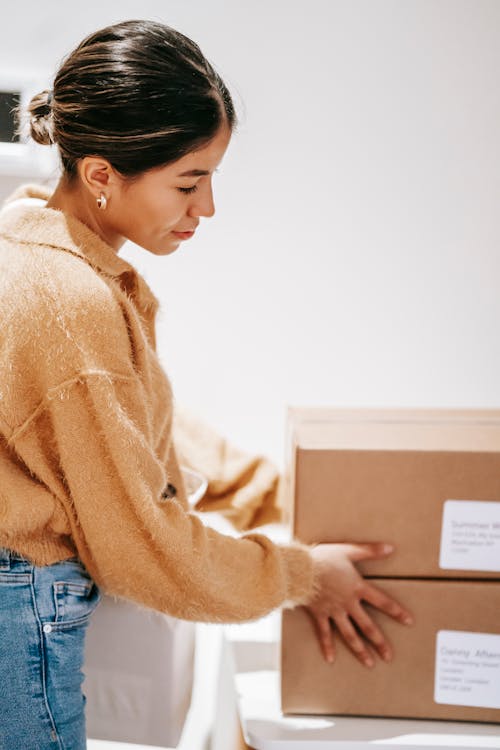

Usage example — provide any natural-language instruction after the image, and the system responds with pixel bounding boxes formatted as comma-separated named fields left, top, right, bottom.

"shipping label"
left=439, top=500, right=500, bottom=572
left=435, top=630, right=500, bottom=709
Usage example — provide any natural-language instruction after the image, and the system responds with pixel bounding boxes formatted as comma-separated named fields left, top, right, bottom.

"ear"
left=78, top=156, right=119, bottom=197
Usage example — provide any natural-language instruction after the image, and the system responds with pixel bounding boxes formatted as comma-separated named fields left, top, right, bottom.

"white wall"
left=1, top=0, right=499, bottom=466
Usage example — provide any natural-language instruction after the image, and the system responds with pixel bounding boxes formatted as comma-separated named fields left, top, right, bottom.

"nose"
left=188, top=181, right=215, bottom=219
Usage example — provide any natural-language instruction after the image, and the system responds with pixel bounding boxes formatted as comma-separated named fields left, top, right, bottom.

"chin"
left=144, top=238, right=181, bottom=256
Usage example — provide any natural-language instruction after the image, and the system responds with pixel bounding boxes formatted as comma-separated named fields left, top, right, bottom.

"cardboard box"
left=286, top=407, right=500, bottom=579
left=84, top=594, right=195, bottom=748
left=83, top=466, right=205, bottom=748
left=282, top=579, right=500, bottom=722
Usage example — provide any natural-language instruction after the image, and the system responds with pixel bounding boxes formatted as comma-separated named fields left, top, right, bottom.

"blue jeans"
left=0, top=546, right=102, bottom=750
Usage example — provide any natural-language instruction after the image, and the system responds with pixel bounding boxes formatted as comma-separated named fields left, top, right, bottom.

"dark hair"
left=21, top=19, right=237, bottom=181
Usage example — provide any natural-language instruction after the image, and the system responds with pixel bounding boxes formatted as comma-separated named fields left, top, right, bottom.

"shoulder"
left=0, top=237, right=135, bottom=378
left=39, top=243, right=122, bottom=318
left=2, top=235, right=120, bottom=317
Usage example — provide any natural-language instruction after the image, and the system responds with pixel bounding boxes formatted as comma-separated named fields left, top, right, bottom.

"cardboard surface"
left=287, top=406, right=500, bottom=425
left=287, top=407, right=500, bottom=578
left=281, top=579, right=500, bottom=723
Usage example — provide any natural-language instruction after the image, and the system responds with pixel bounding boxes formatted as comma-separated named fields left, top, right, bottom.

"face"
left=104, top=123, right=232, bottom=255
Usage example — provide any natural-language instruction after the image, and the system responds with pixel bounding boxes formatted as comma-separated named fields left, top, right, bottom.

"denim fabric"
left=0, top=547, right=102, bottom=750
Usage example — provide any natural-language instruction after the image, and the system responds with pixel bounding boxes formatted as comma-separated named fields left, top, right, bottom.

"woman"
left=0, top=19, right=412, bottom=749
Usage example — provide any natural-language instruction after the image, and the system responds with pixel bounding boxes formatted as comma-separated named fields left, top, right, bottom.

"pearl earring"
left=96, top=193, right=107, bottom=210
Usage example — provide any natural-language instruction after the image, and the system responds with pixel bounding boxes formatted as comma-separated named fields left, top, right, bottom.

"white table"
left=212, top=612, right=500, bottom=750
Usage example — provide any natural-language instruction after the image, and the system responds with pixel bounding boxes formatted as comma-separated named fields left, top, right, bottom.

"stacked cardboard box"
left=281, top=407, right=500, bottom=722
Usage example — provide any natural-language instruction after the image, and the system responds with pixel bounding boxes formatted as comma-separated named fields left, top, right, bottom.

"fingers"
left=363, top=583, right=414, bottom=626
left=350, top=602, right=392, bottom=662
left=309, top=612, right=336, bottom=664
left=344, top=542, right=395, bottom=562
left=332, top=613, right=375, bottom=668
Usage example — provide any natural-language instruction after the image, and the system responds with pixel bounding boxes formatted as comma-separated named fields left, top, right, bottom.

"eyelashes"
left=178, top=185, right=198, bottom=195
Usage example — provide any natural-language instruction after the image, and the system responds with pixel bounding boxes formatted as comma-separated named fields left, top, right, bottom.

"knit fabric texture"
left=0, top=183, right=314, bottom=622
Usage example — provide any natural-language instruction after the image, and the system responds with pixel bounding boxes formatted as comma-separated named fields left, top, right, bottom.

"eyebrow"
left=178, top=169, right=210, bottom=177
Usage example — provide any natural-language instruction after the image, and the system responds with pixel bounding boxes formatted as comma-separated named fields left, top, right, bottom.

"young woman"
left=0, top=19, right=412, bottom=749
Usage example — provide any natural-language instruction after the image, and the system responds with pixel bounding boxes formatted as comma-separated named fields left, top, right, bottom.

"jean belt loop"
left=0, top=547, right=12, bottom=571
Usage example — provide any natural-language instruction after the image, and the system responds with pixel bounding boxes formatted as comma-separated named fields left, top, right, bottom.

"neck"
left=45, top=179, right=126, bottom=253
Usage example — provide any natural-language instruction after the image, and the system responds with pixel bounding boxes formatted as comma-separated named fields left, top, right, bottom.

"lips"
left=172, top=230, right=196, bottom=240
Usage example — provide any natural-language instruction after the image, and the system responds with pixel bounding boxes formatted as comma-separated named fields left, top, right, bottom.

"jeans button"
left=43, top=623, right=52, bottom=634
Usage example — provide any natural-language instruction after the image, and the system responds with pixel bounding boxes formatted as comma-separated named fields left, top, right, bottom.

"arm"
left=172, top=408, right=414, bottom=661
left=6, top=269, right=314, bottom=623
left=173, top=403, right=286, bottom=531
left=13, top=370, right=314, bottom=623
left=11, top=272, right=408, bottom=645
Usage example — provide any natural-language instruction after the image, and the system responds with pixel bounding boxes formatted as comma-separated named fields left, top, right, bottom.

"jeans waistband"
left=0, top=547, right=31, bottom=569
left=0, top=546, right=27, bottom=558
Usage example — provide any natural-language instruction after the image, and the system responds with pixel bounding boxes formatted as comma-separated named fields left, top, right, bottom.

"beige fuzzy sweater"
left=0, top=183, right=315, bottom=623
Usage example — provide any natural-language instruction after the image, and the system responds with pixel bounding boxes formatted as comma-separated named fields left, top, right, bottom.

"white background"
left=1, top=0, right=500, bottom=467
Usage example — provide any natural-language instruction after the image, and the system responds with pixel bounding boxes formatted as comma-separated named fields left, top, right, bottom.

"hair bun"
left=27, top=89, right=55, bottom=146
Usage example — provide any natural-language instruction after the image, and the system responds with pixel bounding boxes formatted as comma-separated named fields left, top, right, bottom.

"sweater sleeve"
left=173, top=404, right=286, bottom=531
left=18, top=372, right=315, bottom=622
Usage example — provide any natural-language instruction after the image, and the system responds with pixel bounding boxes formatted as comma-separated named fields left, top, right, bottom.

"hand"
left=304, top=542, right=413, bottom=667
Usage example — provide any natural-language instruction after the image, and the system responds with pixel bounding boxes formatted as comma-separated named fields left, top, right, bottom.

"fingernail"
left=382, top=649, right=392, bottom=662
left=383, top=544, right=394, bottom=553
left=364, top=657, right=374, bottom=668
left=326, top=652, right=334, bottom=663
left=403, top=615, right=413, bottom=625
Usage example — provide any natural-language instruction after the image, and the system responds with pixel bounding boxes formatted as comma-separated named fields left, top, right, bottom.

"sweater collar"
left=0, top=183, right=159, bottom=316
